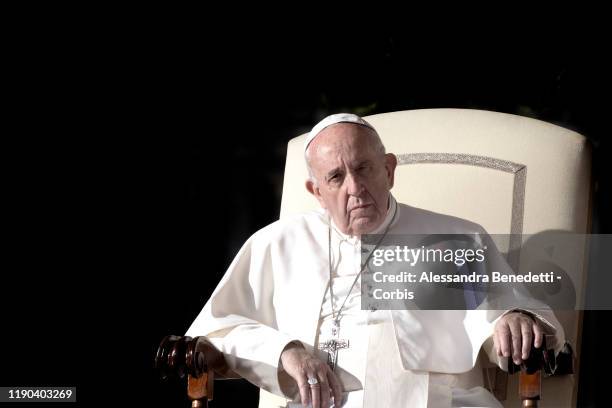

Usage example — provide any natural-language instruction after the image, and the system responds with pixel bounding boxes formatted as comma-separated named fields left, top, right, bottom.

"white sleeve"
left=185, top=230, right=300, bottom=398
left=201, top=325, right=300, bottom=398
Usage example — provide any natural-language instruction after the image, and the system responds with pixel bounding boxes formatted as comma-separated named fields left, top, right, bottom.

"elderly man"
left=186, top=114, right=563, bottom=407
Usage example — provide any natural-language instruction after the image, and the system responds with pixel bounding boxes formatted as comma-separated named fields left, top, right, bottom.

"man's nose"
left=346, top=172, right=365, bottom=196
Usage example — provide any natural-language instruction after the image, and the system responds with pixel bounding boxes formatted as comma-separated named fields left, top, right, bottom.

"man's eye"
left=328, top=174, right=341, bottom=183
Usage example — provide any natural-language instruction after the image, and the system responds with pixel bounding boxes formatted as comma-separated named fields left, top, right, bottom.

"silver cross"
left=318, top=338, right=350, bottom=371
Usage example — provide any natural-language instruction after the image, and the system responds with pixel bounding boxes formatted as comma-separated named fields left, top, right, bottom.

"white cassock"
left=186, top=195, right=564, bottom=407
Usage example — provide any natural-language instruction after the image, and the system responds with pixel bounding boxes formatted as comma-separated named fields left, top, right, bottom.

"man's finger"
left=296, top=375, right=311, bottom=407
left=533, top=321, right=544, bottom=348
left=497, top=324, right=511, bottom=358
left=493, top=330, right=500, bottom=356
left=521, top=320, right=533, bottom=360
left=310, top=378, right=321, bottom=408
left=327, top=370, right=343, bottom=407
left=318, top=378, right=330, bottom=408
left=509, top=321, right=522, bottom=364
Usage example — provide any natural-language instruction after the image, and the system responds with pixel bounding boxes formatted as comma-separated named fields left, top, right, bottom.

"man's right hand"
left=280, top=342, right=343, bottom=408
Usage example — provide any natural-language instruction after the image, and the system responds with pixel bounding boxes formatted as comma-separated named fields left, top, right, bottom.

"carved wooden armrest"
left=507, top=336, right=574, bottom=407
left=156, top=335, right=233, bottom=407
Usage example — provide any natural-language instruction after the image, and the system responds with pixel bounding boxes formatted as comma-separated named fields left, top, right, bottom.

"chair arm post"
left=518, top=370, right=541, bottom=407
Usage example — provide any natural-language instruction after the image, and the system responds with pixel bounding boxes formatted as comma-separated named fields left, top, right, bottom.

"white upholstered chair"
left=277, top=108, right=592, bottom=407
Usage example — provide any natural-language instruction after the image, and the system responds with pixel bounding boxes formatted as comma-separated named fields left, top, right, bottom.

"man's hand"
left=280, top=342, right=343, bottom=408
left=493, top=311, right=543, bottom=365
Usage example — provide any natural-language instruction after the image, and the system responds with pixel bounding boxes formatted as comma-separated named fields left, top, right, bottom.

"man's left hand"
left=493, top=311, right=543, bottom=365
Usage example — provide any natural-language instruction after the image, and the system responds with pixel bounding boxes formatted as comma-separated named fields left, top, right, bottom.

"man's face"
left=306, top=123, right=397, bottom=236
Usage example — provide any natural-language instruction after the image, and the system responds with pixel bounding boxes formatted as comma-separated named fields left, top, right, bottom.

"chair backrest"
left=280, top=108, right=591, bottom=407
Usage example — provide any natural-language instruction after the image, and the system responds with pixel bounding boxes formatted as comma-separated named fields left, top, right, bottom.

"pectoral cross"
left=318, top=338, right=350, bottom=371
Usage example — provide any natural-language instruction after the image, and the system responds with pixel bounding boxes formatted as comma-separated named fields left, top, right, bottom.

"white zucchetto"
left=304, top=113, right=376, bottom=153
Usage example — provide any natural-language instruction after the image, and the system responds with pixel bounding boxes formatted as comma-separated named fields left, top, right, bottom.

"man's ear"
left=384, top=153, right=398, bottom=189
left=305, top=179, right=327, bottom=209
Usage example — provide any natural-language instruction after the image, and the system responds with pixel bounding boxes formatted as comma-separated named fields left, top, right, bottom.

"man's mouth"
left=350, top=204, right=372, bottom=212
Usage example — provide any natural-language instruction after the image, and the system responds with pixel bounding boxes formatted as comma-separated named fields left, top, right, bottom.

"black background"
left=2, top=7, right=610, bottom=407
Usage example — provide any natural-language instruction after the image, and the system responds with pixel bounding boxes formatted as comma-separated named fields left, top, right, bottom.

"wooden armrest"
left=507, top=336, right=574, bottom=407
left=156, top=335, right=233, bottom=407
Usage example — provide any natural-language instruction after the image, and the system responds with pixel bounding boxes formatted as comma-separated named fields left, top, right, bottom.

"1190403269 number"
left=0, top=387, right=76, bottom=402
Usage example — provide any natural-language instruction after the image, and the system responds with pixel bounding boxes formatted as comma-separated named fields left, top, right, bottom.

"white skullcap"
left=304, top=113, right=376, bottom=153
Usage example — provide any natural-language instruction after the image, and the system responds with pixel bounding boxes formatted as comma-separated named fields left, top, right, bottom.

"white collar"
left=329, top=194, right=398, bottom=243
